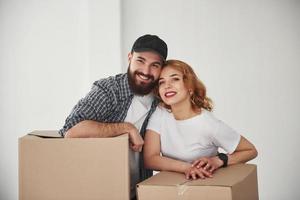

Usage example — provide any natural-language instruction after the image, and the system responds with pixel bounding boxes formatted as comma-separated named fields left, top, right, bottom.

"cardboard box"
left=19, top=130, right=130, bottom=200
left=137, top=164, right=258, bottom=200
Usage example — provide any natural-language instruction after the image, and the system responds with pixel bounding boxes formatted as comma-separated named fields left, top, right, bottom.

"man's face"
left=128, top=51, right=163, bottom=95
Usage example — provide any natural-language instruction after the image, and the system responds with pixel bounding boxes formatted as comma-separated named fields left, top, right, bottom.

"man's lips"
left=136, top=73, right=154, bottom=82
left=164, top=91, right=177, bottom=98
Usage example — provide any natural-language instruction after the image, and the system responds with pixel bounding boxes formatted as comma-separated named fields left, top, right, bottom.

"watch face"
left=218, top=153, right=228, bottom=167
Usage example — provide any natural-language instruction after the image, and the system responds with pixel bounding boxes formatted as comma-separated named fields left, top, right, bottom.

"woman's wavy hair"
left=156, top=59, right=213, bottom=112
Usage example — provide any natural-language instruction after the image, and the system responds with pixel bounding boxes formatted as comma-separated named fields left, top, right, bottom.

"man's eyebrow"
left=136, top=56, right=163, bottom=65
left=152, top=61, right=163, bottom=66
left=136, top=56, right=146, bottom=61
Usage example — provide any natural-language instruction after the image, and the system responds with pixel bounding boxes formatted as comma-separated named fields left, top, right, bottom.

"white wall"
left=0, top=0, right=121, bottom=199
left=122, top=0, right=300, bottom=199
left=1, top=0, right=299, bottom=199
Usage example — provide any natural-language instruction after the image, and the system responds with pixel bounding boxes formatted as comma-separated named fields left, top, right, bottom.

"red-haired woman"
left=144, top=60, right=257, bottom=180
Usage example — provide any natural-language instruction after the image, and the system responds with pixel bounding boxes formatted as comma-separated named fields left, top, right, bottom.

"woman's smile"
left=164, top=91, right=177, bottom=98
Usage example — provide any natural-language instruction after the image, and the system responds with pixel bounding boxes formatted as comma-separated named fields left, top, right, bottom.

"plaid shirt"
left=59, top=73, right=157, bottom=181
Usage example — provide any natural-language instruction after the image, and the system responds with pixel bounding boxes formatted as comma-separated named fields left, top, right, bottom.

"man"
left=59, top=34, right=168, bottom=199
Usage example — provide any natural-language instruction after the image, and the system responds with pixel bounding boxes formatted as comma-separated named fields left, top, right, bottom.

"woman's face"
left=158, top=66, right=191, bottom=107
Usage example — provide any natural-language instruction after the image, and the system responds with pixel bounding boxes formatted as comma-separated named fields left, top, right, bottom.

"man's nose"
left=140, top=65, right=151, bottom=75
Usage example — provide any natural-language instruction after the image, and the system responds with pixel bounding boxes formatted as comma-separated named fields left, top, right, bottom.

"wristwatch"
left=217, top=153, right=228, bottom=167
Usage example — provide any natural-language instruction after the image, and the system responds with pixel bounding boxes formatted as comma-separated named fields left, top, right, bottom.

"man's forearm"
left=65, top=120, right=134, bottom=138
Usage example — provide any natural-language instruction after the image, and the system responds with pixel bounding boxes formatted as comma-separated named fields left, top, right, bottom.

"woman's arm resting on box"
left=192, top=136, right=258, bottom=172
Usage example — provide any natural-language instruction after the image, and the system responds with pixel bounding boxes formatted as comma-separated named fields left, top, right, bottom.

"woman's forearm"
left=144, top=154, right=191, bottom=174
left=228, top=148, right=258, bottom=165
left=227, top=135, right=258, bottom=165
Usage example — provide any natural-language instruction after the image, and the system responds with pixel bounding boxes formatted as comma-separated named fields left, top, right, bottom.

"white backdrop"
left=0, top=0, right=121, bottom=199
left=123, top=1, right=300, bottom=199
left=1, top=0, right=299, bottom=199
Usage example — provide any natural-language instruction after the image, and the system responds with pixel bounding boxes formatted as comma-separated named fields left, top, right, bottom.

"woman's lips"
left=164, top=91, right=177, bottom=98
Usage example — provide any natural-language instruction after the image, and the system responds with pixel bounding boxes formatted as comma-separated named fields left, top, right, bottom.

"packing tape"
left=177, top=184, right=188, bottom=196
left=175, top=179, right=190, bottom=200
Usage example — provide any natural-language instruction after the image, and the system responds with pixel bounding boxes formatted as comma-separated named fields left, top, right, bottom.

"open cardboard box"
left=137, top=164, right=258, bottom=200
left=19, top=130, right=130, bottom=200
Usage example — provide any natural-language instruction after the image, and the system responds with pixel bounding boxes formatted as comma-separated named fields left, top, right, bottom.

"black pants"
left=131, top=196, right=137, bottom=200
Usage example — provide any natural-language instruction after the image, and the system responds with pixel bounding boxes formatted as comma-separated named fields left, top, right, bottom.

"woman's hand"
left=191, top=156, right=223, bottom=174
left=184, top=165, right=213, bottom=180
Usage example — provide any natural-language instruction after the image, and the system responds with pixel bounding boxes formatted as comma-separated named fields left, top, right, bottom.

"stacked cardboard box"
left=19, top=131, right=258, bottom=200
left=137, top=164, right=258, bottom=200
left=19, top=130, right=130, bottom=200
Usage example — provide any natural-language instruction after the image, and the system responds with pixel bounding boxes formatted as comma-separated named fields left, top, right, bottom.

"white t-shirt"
left=124, top=94, right=153, bottom=198
left=147, top=106, right=241, bottom=163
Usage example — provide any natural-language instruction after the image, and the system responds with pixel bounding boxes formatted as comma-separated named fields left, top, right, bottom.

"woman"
left=144, top=60, right=257, bottom=180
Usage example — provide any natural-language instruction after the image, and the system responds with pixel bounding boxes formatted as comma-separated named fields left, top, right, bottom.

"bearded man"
left=59, top=34, right=168, bottom=200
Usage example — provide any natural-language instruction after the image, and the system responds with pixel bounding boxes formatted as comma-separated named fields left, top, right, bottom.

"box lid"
left=22, top=130, right=128, bottom=139
left=139, top=164, right=256, bottom=187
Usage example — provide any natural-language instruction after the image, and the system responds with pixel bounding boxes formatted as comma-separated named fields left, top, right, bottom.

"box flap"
left=138, top=164, right=256, bottom=187
left=27, top=130, right=62, bottom=138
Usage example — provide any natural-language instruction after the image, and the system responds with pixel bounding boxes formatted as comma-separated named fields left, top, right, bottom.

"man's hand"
left=125, top=122, right=144, bottom=152
left=191, top=156, right=223, bottom=173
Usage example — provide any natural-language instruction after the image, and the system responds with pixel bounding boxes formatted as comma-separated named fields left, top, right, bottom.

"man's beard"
left=127, top=67, right=158, bottom=96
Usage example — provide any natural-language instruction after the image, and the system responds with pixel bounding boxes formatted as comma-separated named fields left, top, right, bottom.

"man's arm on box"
left=65, top=120, right=144, bottom=152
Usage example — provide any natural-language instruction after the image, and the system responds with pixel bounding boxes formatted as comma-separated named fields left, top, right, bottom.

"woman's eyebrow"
left=170, top=73, right=180, bottom=77
left=159, top=73, right=180, bottom=80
